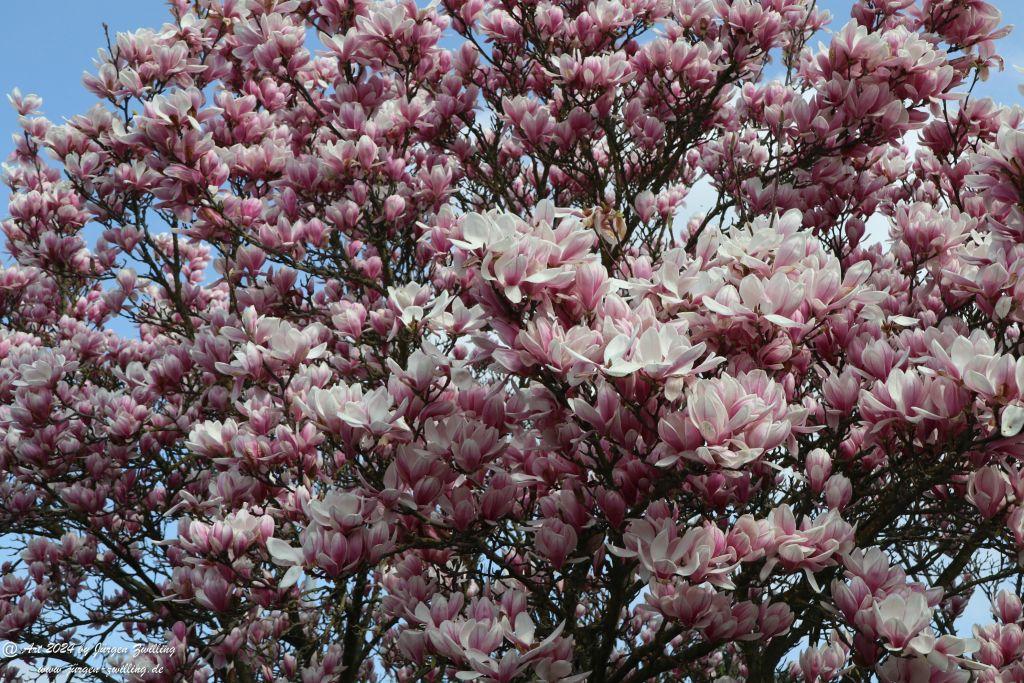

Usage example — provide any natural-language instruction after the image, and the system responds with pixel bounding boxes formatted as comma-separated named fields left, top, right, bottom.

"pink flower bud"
left=116, top=268, right=138, bottom=293
left=597, top=489, right=626, bottom=529
left=845, top=218, right=865, bottom=248
left=384, top=195, right=406, bottom=222
left=634, top=191, right=656, bottom=222
left=575, top=261, right=608, bottom=310
left=968, top=466, right=1008, bottom=519
left=994, top=590, right=1023, bottom=624
left=805, top=449, right=832, bottom=494
left=824, top=475, right=852, bottom=510
left=535, top=518, right=577, bottom=569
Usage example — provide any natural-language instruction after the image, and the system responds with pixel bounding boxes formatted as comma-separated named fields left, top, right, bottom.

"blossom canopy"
left=2, top=0, right=1024, bottom=681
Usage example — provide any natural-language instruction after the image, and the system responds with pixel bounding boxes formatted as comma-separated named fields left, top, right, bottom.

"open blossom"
left=764, top=506, right=855, bottom=586
left=452, top=203, right=599, bottom=305
left=596, top=322, right=722, bottom=395
left=388, top=283, right=452, bottom=329
left=874, top=593, right=934, bottom=651
left=904, top=631, right=980, bottom=670
left=614, top=517, right=741, bottom=587
left=656, top=370, right=803, bottom=469
left=299, top=384, right=412, bottom=443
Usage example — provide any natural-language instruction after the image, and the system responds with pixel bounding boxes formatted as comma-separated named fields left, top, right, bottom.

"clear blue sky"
left=1, top=0, right=1023, bottom=158
left=1, top=1, right=170, bottom=152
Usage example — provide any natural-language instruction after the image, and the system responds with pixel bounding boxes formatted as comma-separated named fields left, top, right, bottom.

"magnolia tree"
left=4, top=0, right=1024, bottom=680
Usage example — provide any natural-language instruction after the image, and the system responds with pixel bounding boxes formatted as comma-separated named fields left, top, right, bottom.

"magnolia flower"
left=967, top=466, right=1009, bottom=519
left=450, top=211, right=523, bottom=251
left=264, top=319, right=327, bottom=365
left=598, top=324, right=720, bottom=397
left=534, top=519, right=578, bottom=569
left=614, top=519, right=739, bottom=588
left=305, top=492, right=367, bottom=531
left=764, top=506, right=855, bottom=589
left=873, top=592, right=933, bottom=651
left=875, top=655, right=971, bottom=683
left=481, top=247, right=569, bottom=304
left=677, top=372, right=798, bottom=469
left=992, top=590, right=1023, bottom=624
left=300, top=384, right=411, bottom=443
left=12, top=352, right=76, bottom=388
left=805, top=449, right=832, bottom=494
left=389, top=283, right=452, bottom=329
left=905, top=631, right=980, bottom=670
left=219, top=309, right=327, bottom=366
left=798, top=634, right=850, bottom=682
left=193, top=568, right=234, bottom=613
left=185, top=419, right=239, bottom=459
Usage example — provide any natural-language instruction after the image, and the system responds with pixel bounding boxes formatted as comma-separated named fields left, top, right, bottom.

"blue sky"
left=1, top=0, right=1023, bottom=156
left=1, top=2, right=170, bottom=150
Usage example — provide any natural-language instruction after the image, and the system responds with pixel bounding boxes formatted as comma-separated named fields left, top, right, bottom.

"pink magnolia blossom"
left=874, top=593, right=933, bottom=650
